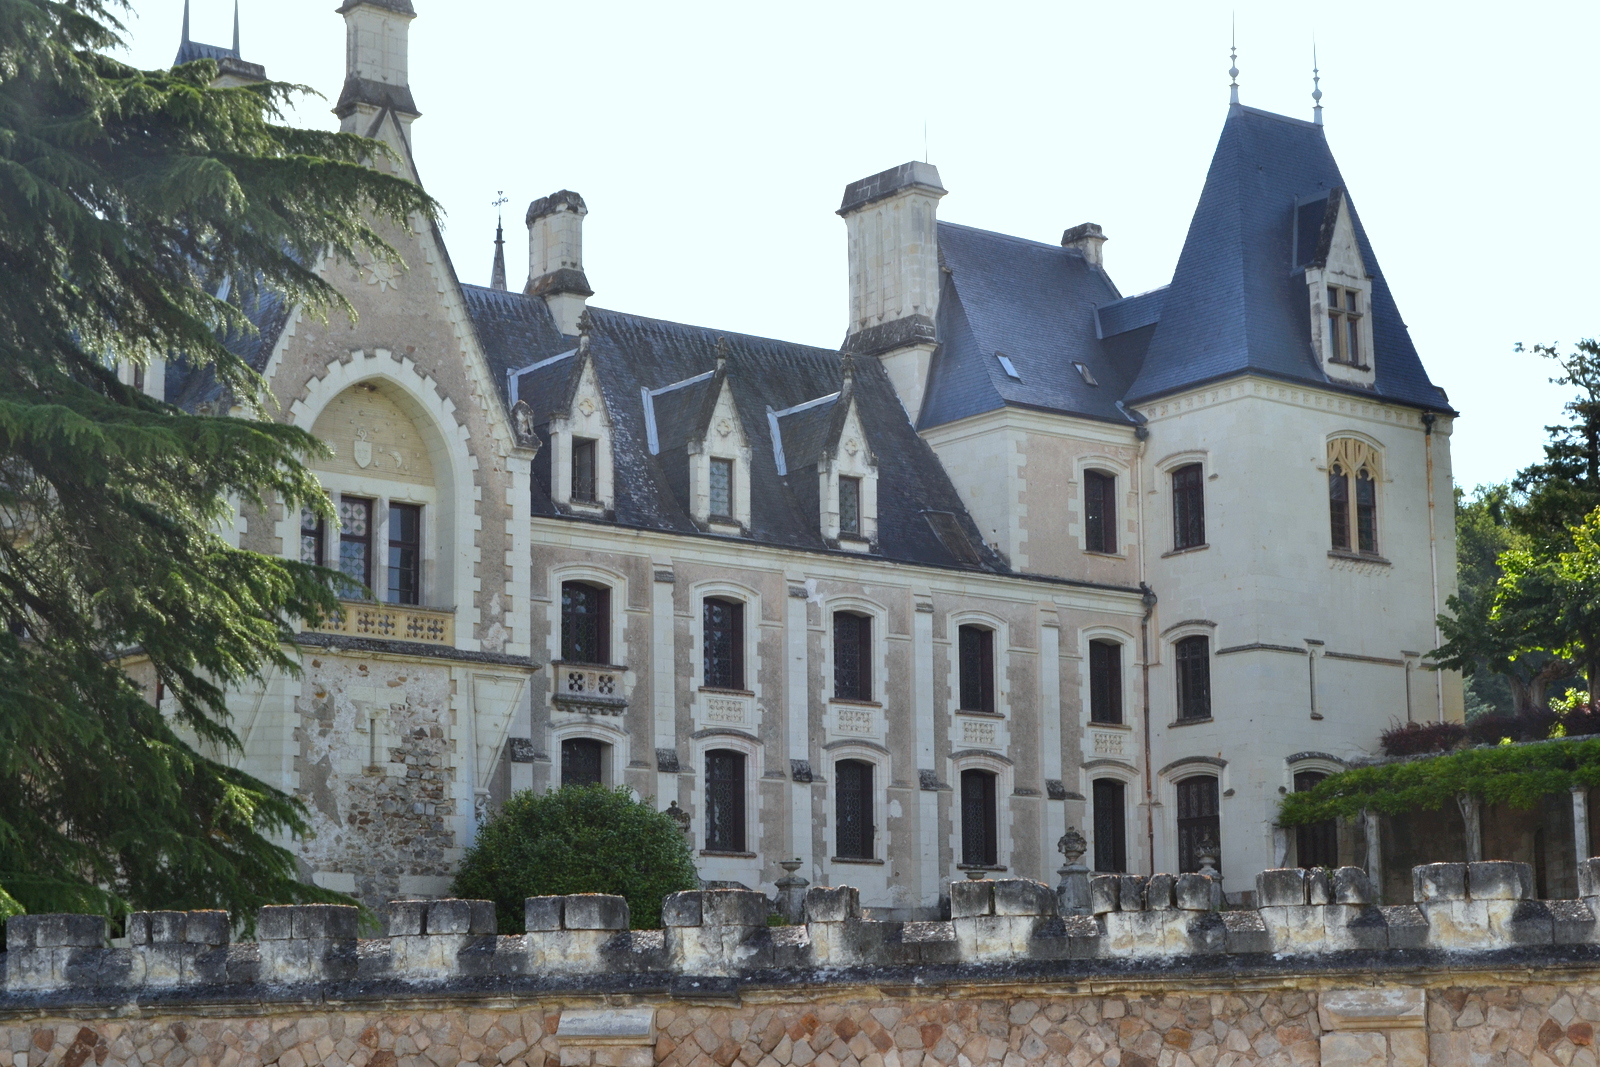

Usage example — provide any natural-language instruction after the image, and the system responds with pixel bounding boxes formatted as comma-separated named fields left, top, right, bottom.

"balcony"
left=552, top=662, right=626, bottom=714
left=310, top=600, right=455, bottom=645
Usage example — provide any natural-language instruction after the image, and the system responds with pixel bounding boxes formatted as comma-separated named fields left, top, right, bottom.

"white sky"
left=121, top=0, right=1598, bottom=493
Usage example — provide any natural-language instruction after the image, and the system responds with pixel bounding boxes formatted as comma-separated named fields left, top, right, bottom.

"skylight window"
left=995, top=352, right=1021, bottom=380
left=1073, top=362, right=1099, bottom=386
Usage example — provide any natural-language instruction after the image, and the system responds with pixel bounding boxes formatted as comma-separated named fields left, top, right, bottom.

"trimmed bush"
left=451, top=786, right=698, bottom=932
left=1380, top=720, right=1467, bottom=756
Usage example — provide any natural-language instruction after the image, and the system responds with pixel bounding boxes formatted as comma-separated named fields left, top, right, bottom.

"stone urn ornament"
left=1056, top=825, right=1092, bottom=916
left=664, top=800, right=692, bottom=838
left=1196, top=833, right=1221, bottom=877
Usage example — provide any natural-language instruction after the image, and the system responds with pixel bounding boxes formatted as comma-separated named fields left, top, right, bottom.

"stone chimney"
left=837, top=162, right=946, bottom=420
left=1061, top=223, right=1108, bottom=269
left=333, top=0, right=419, bottom=135
left=525, top=191, right=593, bottom=337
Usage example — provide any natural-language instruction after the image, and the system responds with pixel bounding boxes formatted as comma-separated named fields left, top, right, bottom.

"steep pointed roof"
left=1127, top=105, right=1451, bottom=412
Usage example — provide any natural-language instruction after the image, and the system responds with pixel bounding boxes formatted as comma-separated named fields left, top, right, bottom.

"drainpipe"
left=1423, top=412, right=1443, bottom=722
left=1140, top=582, right=1158, bottom=875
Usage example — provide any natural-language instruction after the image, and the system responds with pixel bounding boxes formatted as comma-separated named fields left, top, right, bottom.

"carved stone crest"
left=353, top=426, right=374, bottom=469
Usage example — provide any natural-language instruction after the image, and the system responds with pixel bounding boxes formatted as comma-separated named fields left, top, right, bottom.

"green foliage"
left=1279, top=736, right=1600, bottom=827
left=0, top=0, right=437, bottom=925
left=1491, top=509, right=1600, bottom=692
left=451, top=787, right=700, bottom=933
left=1511, top=340, right=1600, bottom=549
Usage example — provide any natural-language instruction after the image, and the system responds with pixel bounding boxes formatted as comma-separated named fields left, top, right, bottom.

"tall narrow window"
left=839, top=476, right=862, bottom=536
left=561, top=738, right=606, bottom=787
left=1293, top=771, right=1338, bottom=869
left=958, top=625, right=995, bottom=713
left=709, top=457, right=734, bottom=519
left=300, top=507, right=325, bottom=567
left=702, top=597, right=745, bottom=690
left=337, top=497, right=373, bottom=596
left=1175, top=635, right=1211, bottom=721
left=1327, top=287, right=1345, bottom=364
left=571, top=438, right=598, bottom=504
left=1089, top=640, right=1123, bottom=725
left=1092, top=778, right=1127, bottom=873
left=1345, top=290, right=1362, bottom=366
left=704, top=749, right=746, bottom=852
left=833, top=612, right=872, bottom=701
left=1171, top=463, right=1205, bottom=550
left=387, top=503, right=422, bottom=605
left=1084, top=469, right=1116, bottom=554
left=1329, top=465, right=1351, bottom=550
left=960, top=768, right=998, bottom=867
left=1177, top=776, right=1221, bottom=874
left=560, top=581, right=611, bottom=665
left=1327, top=287, right=1364, bottom=366
left=1355, top=470, right=1378, bottom=554
left=834, top=759, right=874, bottom=859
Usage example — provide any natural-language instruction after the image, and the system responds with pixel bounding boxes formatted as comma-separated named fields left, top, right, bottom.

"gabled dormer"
left=543, top=323, right=615, bottom=516
left=1298, top=187, right=1375, bottom=387
left=686, top=345, right=752, bottom=534
left=769, top=358, right=879, bottom=552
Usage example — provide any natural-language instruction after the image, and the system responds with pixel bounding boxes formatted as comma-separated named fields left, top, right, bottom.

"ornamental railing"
left=552, top=662, right=625, bottom=712
left=309, top=600, right=455, bottom=645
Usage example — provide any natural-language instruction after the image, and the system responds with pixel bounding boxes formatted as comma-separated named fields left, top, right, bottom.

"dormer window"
left=571, top=438, right=598, bottom=503
left=839, top=477, right=862, bottom=536
left=709, top=458, right=734, bottom=520
left=1327, top=287, right=1364, bottom=367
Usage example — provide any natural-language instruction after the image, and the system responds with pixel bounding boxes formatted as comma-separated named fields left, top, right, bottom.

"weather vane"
left=492, top=190, right=508, bottom=221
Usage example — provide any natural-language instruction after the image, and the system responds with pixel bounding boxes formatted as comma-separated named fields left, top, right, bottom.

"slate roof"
left=464, top=289, right=1009, bottom=573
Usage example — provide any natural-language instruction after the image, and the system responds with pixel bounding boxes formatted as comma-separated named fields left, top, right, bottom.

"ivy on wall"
left=1278, top=737, right=1600, bottom=826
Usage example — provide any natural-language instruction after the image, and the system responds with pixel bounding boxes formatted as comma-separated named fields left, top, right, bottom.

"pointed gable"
left=1127, top=106, right=1450, bottom=412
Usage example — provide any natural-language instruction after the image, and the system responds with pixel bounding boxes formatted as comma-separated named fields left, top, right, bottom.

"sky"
left=122, top=0, right=1598, bottom=493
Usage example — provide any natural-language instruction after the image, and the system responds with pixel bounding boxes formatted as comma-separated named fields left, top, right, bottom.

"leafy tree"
left=451, top=787, right=701, bottom=932
left=0, top=0, right=436, bottom=926
left=1491, top=509, right=1600, bottom=697
left=1511, top=340, right=1600, bottom=548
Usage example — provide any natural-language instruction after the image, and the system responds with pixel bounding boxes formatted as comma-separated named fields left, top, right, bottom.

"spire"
left=1229, top=18, right=1240, bottom=106
left=182, top=0, right=191, bottom=46
left=490, top=191, right=508, bottom=291
left=1312, top=42, right=1324, bottom=126
left=232, top=0, right=240, bottom=54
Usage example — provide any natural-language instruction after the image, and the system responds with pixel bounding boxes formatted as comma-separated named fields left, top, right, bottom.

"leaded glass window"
left=1172, top=463, right=1205, bottom=550
left=833, top=612, right=872, bottom=701
left=337, top=497, right=373, bottom=596
left=709, top=457, right=734, bottom=519
left=1089, top=640, right=1123, bottom=725
left=834, top=759, right=874, bottom=859
left=1084, top=470, right=1116, bottom=553
left=1092, top=778, right=1127, bottom=873
left=571, top=438, right=598, bottom=503
left=839, top=476, right=862, bottom=536
left=387, top=503, right=421, bottom=605
left=1177, top=776, right=1220, bottom=874
left=1175, top=635, right=1211, bottom=721
left=1356, top=470, right=1378, bottom=554
left=561, top=581, right=611, bottom=665
left=561, top=737, right=605, bottom=787
left=703, top=598, right=745, bottom=690
left=960, top=769, right=998, bottom=867
left=300, top=507, right=324, bottom=567
left=705, top=749, right=746, bottom=852
left=958, top=625, right=995, bottom=713
left=1329, top=465, right=1351, bottom=550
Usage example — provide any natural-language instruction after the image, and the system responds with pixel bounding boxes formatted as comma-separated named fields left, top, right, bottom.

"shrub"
left=450, top=786, right=698, bottom=932
left=1379, top=720, right=1467, bottom=756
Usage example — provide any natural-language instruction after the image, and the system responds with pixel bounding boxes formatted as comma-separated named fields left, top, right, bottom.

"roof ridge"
left=1232, top=104, right=1325, bottom=132
left=937, top=220, right=1067, bottom=254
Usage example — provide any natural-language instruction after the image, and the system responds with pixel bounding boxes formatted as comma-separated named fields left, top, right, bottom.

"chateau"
left=155, top=0, right=1461, bottom=914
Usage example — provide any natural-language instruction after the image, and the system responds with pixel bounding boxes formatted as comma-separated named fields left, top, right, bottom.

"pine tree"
left=0, top=0, right=437, bottom=928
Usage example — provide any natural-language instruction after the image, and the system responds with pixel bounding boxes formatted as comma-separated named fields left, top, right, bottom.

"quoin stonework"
left=137, top=0, right=1465, bottom=915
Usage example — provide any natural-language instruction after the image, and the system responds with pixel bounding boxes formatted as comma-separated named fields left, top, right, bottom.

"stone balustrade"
left=7, top=860, right=1600, bottom=998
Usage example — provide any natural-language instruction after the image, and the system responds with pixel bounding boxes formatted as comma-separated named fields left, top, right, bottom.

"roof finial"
left=840, top=352, right=856, bottom=390
left=489, top=191, right=509, bottom=292
left=1229, top=16, right=1240, bottom=106
left=714, top=336, right=730, bottom=373
left=1312, top=39, right=1324, bottom=126
left=232, top=0, right=240, bottom=54
left=576, top=309, right=594, bottom=355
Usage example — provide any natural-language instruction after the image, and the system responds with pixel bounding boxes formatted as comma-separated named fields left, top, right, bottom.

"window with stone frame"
left=1327, top=439, right=1381, bottom=555
left=1089, top=639, right=1123, bottom=725
left=1084, top=469, right=1117, bottom=553
left=1172, top=463, right=1206, bottom=550
left=709, top=457, right=735, bottom=520
left=704, top=749, right=747, bottom=852
left=1176, top=776, right=1220, bottom=874
left=833, top=611, right=872, bottom=701
left=958, top=625, right=996, bottom=713
left=571, top=438, right=599, bottom=504
left=702, top=597, right=745, bottom=690
left=337, top=496, right=373, bottom=597
left=1092, top=778, right=1127, bottom=873
left=561, top=737, right=606, bottom=787
left=300, top=507, right=325, bottom=567
left=1175, top=635, right=1211, bottom=721
left=839, top=476, right=862, bottom=537
left=1294, top=771, right=1339, bottom=869
left=560, top=581, right=611, bottom=665
left=960, top=768, right=999, bottom=867
left=387, top=503, right=422, bottom=605
left=1326, top=287, right=1365, bottom=368
left=834, top=759, right=875, bottom=860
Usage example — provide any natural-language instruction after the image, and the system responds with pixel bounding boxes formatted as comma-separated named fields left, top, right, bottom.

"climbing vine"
left=1278, top=737, right=1600, bottom=826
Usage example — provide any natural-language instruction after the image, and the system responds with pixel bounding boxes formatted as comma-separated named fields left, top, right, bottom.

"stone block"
left=1388, top=1029, right=1427, bottom=1067
left=1579, top=856, right=1600, bottom=897
left=1379, top=905, right=1429, bottom=949
left=1185, top=911, right=1227, bottom=953
left=701, top=889, right=768, bottom=927
left=660, top=891, right=702, bottom=927
left=1319, top=987, right=1426, bottom=1031
left=992, top=879, right=1056, bottom=917
left=1467, top=860, right=1533, bottom=900
left=1255, top=868, right=1309, bottom=907
left=949, top=878, right=994, bottom=918
left=556, top=1007, right=656, bottom=1046
left=1089, top=875, right=1119, bottom=914
left=256, top=905, right=294, bottom=941
left=804, top=885, right=861, bottom=923
left=1413, top=862, right=1468, bottom=902
left=426, top=899, right=475, bottom=935
left=564, top=895, right=630, bottom=931
left=1333, top=866, right=1374, bottom=905
left=953, top=913, right=1041, bottom=959
left=1116, top=874, right=1147, bottom=911
left=1307, top=867, right=1332, bottom=905
left=386, top=900, right=428, bottom=936
left=525, top=896, right=563, bottom=932
left=1102, top=909, right=1188, bottom=956
left=1144, top=874, right=1176, bottom=910
left=1550, top=898, right=1597, bottom=944
left=146, top=911, right=186, bottom=944
left=1326, top=905, right=1388, bottom=951
left=1505, top=899, right=1554, bottom=944
left=1222, top=910, right=1271, bottom=954
left=14, top=914, right=106, bottom=947
left=470, top=899, right=497, bottom=934
left=1175, top=873, right=1223, bottom=911
left=1260, top=904, right=1327, bottom=954
left=1319, top=1031, right=1387, bottom=1067
left=184, top=911, right=230, bottom=945
left=125, top=912, right=152, bottom=946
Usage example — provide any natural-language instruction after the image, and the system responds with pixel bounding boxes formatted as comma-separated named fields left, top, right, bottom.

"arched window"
left=1171, top=463, right=1205, bottom=550
left=1294, top=771, right=1338, bottom=868
left=1175, top=635, right=1211, bottom=721
left=960, top=768, right=998, bottom=867
left=702, top=597, right=745, bottom=690
left=834, top=759, right=875, bottom=860
left=1092, top=778, right=1127, bottom=873
left=1176, top=776, right=1220, bottom=873
left=1084, top=469, right=1117, bottom=553
left=833, top=611, right=872, bottom=701
left=958, top=625, right=995, bottom=713
left=1089, top=639, right=1123, bottom=725
left=560, top=581, right=611, bottom=665
left=561, top=737, right=607, bottom=787
left=704, top=749, right=746, bottom=852
left=1328, top=439, right=1380, bottom=555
